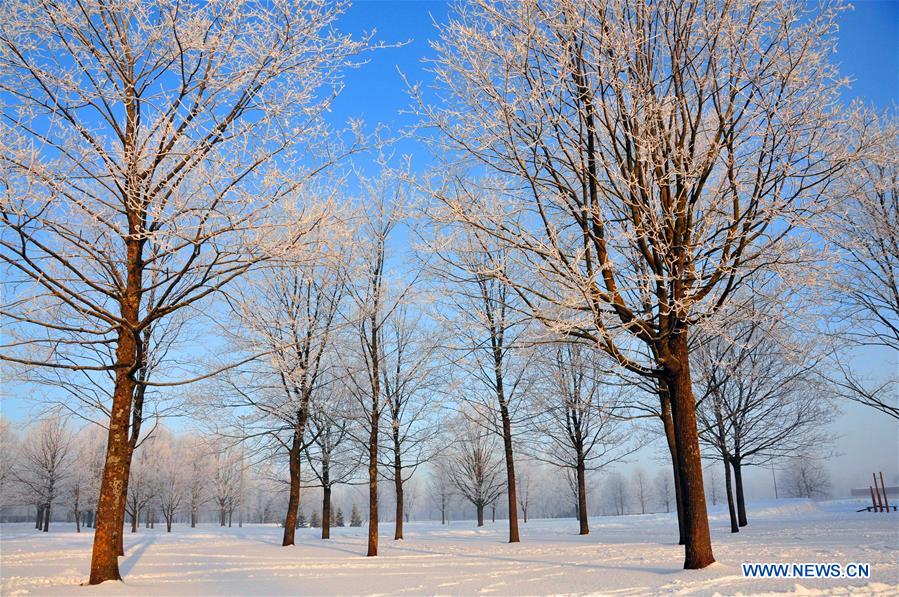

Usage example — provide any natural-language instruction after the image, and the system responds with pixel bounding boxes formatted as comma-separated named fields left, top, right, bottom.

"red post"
left=870, top=486, right=878, bottom=511
left=880, top=472, right=891, bottom=512
left=873, top=473, right=884, bottom=512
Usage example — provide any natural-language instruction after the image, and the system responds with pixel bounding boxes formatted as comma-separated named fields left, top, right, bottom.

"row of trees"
left=1, top=0, right=895, bottom=585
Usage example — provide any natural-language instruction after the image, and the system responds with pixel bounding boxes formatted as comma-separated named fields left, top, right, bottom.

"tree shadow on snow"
left=119, top=535, right=158, bottom=576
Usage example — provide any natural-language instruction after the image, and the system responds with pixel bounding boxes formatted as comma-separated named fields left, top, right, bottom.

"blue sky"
left=330, top=0, right=898, bottom=135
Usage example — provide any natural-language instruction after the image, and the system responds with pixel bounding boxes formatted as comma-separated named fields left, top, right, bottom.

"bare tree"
left=428, top=235, right=529, bottom=543
left=633, top=469, right=650, bottom=515
left=378, top=305, right=442, bottom=540
left=531, top=343, right=636, bottom=534
left=654, top=471, right=672, bottom=514
left=68, top=426, right=106, bottom=532
left=780, top=456, right=831, bottom=500
left=447, top=417, right=505, bottom=527
left=516, top=463, right=531, bottom=524
left=423, top=0, right=854, bottom=569
left=154, top=430, right=186, bottom=532
left=304, top=387, right=359, bottom=540
left=429, top=461, right=456, bottom=525
left=124, top=437, right=157, bottom=534
left=213, top=445, right=240, bottom=527
left=343, top=168, right=412, bottom=557
left=15, top=415, right=72, bottom=532
left=605, top=472, right=628, bottom=517
left=822, top=111, right=899, bottom=419
left=220, top=215, right=348, bottom=546
left=695, top=306, right=833, bottom=529
left=0, top=0, right=373, bottom=583
left=0, top=418, right=19, bottom=509
left=184, top=436, right=212, bottom=528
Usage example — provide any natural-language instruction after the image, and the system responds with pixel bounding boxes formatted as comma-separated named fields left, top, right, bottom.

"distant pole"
left=880, top=472, right=891, bottom=512
left=873, top=473, right=884, bottom=512
left=771, top=464, right=778, bottom=499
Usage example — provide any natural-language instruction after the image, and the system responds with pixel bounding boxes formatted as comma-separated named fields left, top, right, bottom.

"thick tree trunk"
left=114, top=441, right=135, bottom=557
left=660, top=388, right=686, bottom=545
left=36, top=505, right=43, bottom=529
left=42, top=503, right=50, bottom=532
left=191, top=506, right=197, bottom=528
left=577, top=458, right=589, bottom=535
left=282, top=439, right=301, bottom=546
left=322, top=486, right=331, bottom=540
left=89, top=231, right=143, bottom=584
left=476, top=503, right=484, bottom=527
left=665, top=332, right=715, bottom=569
left=441, top=500, right=446, bottom=525
left=732, top=459, right=748, bottom=527
left=724, top=459, right=739, bottom=533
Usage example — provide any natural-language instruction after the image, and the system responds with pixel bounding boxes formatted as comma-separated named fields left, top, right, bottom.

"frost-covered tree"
left=304, top=385, right=358, bottom=540
left=378, top=305, right=442, bottom=540
left=16, top=416, right=73, bottom=531
left=447, top=417, right=505, bottom=527
left=0, top=0, right=372, bottom=583
left=655, top=471, right=672, bottom=514
left=530, top=343, right=635, bottom=534
left=0, top=418, right=19, bottom=509
left=342, top=168, right=414, bottom=556
left=423, top=0, right=855, bottom=569
left=154, top=431, right=187, bottom=532
left=780, top=457, right=831, bottom=500
left=824, top=112, right=899, bottom=420
left=427, top=234, right=531, bottom=543
left=694, top=304, right=833, bottom=530
left=220, top=212, right=349, bottom=546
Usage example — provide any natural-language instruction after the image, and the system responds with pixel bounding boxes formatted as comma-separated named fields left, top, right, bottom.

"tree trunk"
left=497, top=386, right=520, bottom=543
left=42, top=503, right=50, bottom=532
left=665, top=332, right=715, bottom=569
left=441, top=500, right=446, bottom=525
left=476, top=503, right=484, bottom=527
left=191, top=506, right=197, bottom=528
left=36, top=504, right=43, bottom=529
left=660, top=387, right=686, bottom=545
left=367, top=408, right=379, bottom=556
left=577, top=458, right=589, bottom=535
left=282, top=438, right=301, bottom=546
left=724, top=459, right=739, bottom=533
left=322, top=486, right=331, bottom=540
left=732, top=459, right=748, bottom=527
left=89, top=230, right=143, bottom=584
left=393, top=427, right=403, bottom=540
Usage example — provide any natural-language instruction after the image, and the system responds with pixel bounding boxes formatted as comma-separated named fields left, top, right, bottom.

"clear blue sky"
left=330, top=0, right=898, bottom=136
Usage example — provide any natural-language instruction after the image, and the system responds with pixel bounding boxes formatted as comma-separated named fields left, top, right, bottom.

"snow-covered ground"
left=1, top=499, right=897, bottom=596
